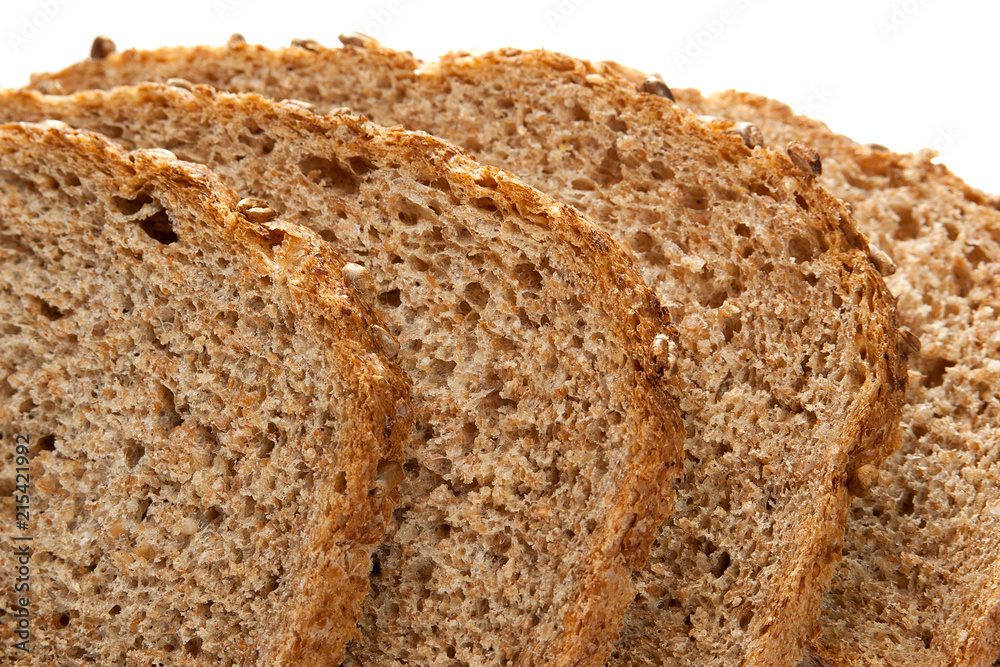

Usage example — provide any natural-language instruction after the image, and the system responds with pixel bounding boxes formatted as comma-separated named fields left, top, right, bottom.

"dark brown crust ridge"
left=0, top=122, right=413, bottom=665
left=675, top=87, right=1000, bottom=667
left=23, top=40, right=907, bottom=666
left=0, top=85, right=685, bottom=665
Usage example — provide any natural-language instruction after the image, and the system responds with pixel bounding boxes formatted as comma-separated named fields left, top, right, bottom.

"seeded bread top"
left=674, top=87, right=1000, bottom=667
left=0, top=83, right=686, bottom=666
left=0, top=121, right=413, bottom=666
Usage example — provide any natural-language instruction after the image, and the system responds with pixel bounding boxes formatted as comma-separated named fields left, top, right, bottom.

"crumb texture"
left=22, top=43, right=905, bottom=666
left=677, top=88, right=1000, bottom=667
left=0, top=87, right=686, bottom=665
left=0, top=123, right=412, bottom=666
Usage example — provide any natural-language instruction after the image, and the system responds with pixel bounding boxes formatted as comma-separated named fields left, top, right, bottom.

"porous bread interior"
left=0, top=124, right=411, bottom=666
left=0, top=88, right=685, bottom=666
left=21, top=46, right=905, bottom=665
left=676, top=89, right=1000, bottom=667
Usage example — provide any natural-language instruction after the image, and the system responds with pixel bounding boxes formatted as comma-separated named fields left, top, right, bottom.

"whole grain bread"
left=0, top=122, right=413, bottom=665
left=672, top=88, right=1000, bottom=667
left=0, top=83, right=687, bottom=665
left=22, top=39, right=911, bottom=665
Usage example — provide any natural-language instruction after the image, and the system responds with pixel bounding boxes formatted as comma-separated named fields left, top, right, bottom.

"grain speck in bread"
left=0, top=122, right=413, bottom=665
left=675, top=87, right=1000, bottom=667
left=0, top=84, right=687, bottom=665
left=24, top=39, right=912, bottom=666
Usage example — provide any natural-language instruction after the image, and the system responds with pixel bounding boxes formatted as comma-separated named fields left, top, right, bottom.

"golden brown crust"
left=0, top=122, right=413, bottom=666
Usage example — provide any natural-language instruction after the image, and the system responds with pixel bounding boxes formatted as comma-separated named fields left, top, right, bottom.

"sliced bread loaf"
left=0, top=84, right=686, bottom=665
left=21, top=39, right=911, bottom=665
left=0, top=122, right=413, bottom=665
left=673, top=88, right=1000, bottom=667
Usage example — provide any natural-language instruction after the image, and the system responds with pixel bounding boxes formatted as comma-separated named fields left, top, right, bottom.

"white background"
left=1, top=0, right=997, bottom=194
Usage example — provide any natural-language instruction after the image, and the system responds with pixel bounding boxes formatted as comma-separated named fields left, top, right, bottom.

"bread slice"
left=670, top=88, right=1000, bottom=667
left=0, top=84, right=687, bottom=665
left=0, top=122, right=413, bottom=665
left=21, top=39, right=911, bottom=665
